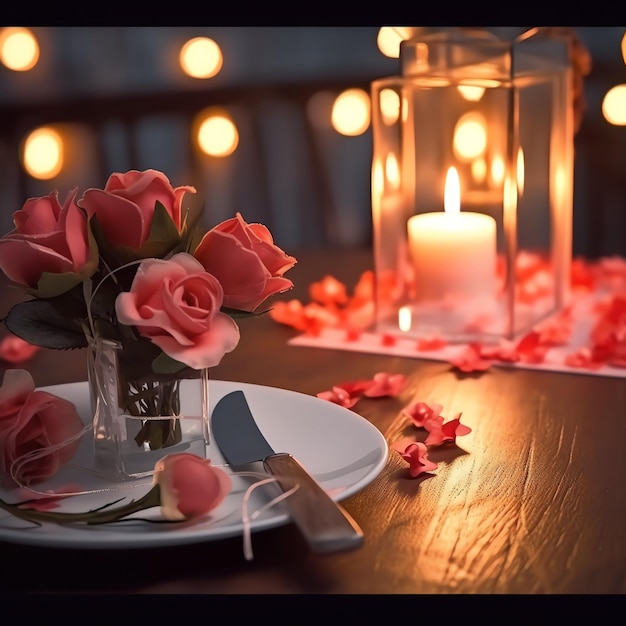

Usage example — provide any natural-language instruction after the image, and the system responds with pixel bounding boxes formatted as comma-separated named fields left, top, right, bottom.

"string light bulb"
left=0, top=27, right=39, bottom=71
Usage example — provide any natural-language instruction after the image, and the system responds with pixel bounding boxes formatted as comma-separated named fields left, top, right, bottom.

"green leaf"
left=220, top=306, right=270, bottom=319
left=179, top=204, right=207, bottom=255
left=136, top=201, right=182, bottom=259
left=24, top=219, right=99, bottom=299
left=4, top=300, right=88, bottom=349
left=34, top=270, right=87, bottom=300
left=151, top=350, right=189, bottom=375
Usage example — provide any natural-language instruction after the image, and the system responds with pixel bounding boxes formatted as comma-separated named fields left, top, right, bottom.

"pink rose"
left=0, top=188, right=97, bottom=298
left=153, top=453, right=231, bottom=521
left=115, top=252, right=240, bottom=369
left=79, top=169, right=196, bottom=250
left=0, top=369, right=84, bottom=488
left=0, top=334, right=40, bottom=363
left=193, top=212, right=297, bottom=312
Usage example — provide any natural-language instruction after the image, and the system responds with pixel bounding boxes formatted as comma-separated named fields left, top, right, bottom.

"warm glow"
left=622, top=32, right=626, bottom=65
left=380, top=88, right=401, bottom=125
left=471, top=157, right=487, bottom=184
left=372, top=159, right=384, bottom=198
left=503, top=174, right=517, bottom=214
left=444, top=167, right=460, bottom=215
left=490, top=154, right=505, bottom=186
left=453, top=112, right=487, bottom=161
left=602, top=84, right=626, bottom=125
left=555, top=164, right=567, bottom=199
left=385, top=153, right=400, bottom=191
left=457, top=84, right=485, bottom=102
left=377, top=26, right=412, bottom=58
left=331, top=88, right=370, bottom=136
left=398, top=306, right=412, bottom=332
left=517, top=147, right=525, bottom=196
left=22, top=127, right=64, bottom=179
left=0, top=27, right=39, bottom=71
left=195, top=109, right=238, bottom=156
left=179, top=37, right=223, bottom=79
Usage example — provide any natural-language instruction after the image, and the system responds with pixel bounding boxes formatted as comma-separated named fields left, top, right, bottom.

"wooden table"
left=1, top=248, right=625, bottom=594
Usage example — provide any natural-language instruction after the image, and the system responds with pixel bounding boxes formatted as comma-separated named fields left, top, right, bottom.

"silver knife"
left=211, top=389, right=364, bottom=554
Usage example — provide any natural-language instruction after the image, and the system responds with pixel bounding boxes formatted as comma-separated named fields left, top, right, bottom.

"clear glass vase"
left=88, top=337, right=210, bottom=482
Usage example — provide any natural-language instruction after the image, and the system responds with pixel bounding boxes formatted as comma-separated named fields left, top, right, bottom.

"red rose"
left=193, top=212, right=297, bottom=312
left=79, top=169, right=196, bottom=250
left=0, top=370, right=84, bottom=488
left=115, top=252, right=240, bottom=369
left=153, top=453, right=231, bottom=521
left=0, top=188, right=97, bottom=297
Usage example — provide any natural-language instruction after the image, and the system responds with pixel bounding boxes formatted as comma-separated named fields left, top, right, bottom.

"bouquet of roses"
left=0, top=169, right=297, bottom=459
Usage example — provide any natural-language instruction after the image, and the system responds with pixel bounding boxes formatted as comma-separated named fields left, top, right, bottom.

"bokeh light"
left=453, top=112, right=487, bottom=161
left=491, top=154, right=505, bottom=186
left=22, top=127, right=64, bottom=179
left=385, top=153, right=401, bottom=190
left=377, top=27, right=412, bottom=58
left=0, top=27, right=39, bottom=72
left=602, top=84, right=626, bottom=125
left=471, top=157, right=487, bottom=184
left=194, top=108, right=239, bottom=156
left=331, top=88, right=370, bottom=136
left=457, top=85, right=485, bottom=102
left=179, top=37, right=223, bottom=79
left=379, top=88, right=401, bottom=125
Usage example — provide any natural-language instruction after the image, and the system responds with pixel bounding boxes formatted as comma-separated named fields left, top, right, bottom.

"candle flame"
left=398, top=306, right=412, bottom=332
left=444, top=166, right=460, bottom=215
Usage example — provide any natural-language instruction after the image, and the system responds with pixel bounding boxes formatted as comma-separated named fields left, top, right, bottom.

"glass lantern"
left=370, top=27, right=574, bottom=343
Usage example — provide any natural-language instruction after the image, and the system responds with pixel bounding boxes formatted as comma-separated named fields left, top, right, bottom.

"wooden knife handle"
left=263, top=452, right=364, bottom=554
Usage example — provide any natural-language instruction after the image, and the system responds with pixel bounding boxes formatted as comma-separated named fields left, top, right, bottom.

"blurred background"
left=1, top=26, right=625, bottom=257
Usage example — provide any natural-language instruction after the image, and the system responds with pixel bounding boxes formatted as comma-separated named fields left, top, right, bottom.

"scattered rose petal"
left=316, top=379, right=372, bottom=408
left=393, top=441, right=438, bottom=478
left=533, top=306, right=575, bottom=347
left=425, top=412, right=472, bottom=446
left=301, top=302, right=342, bottom=336
left=401, top=401, right=444, bottom=430
left=268, top=299, right=308, bottom=331
left=316, top=387, right=361, bottom=409
left=335, top=379, right=375, bottom=396
left=479, top=339, right=519, bottom=362
left=589, top=292, right=626, bottom=366
left=309, top=275, right=349, bottom=306
left=344, top=299, right=375, bottom=330
left=570, top=257, right=596, bottom=292
left=351, top=270, right=375, bottom=306
left=344, top=328, right=361, bottom=342
left=449, top=343, right=493, bottom=373
left=515, top=331, right=549, bottom=364
left=564, top=347, right=605, bottom=370
left=441, top=413, right=471, bottom=443
left=381, top=334, right=397, bottom=347
left=362, top=372, right=406, bottom=398
left=416, top=335, right=447, bottom=351
left=0, top=334, right=40, bottom=363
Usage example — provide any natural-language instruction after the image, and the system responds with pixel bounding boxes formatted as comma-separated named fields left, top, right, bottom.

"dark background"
left=0, top=26, right=625, bottom=257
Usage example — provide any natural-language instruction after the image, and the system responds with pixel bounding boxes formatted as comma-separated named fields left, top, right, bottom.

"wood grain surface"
left=2, top=248, right=625, bottom=594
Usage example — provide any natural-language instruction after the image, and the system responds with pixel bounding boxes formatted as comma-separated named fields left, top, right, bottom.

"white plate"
left=0, top=379, right=388, bottom=549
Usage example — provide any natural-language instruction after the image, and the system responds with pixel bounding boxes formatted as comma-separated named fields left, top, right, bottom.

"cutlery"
left=211, top=389, right=364, bottom=554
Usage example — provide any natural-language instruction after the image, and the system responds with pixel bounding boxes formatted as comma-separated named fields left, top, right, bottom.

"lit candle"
left=407, top=166, right=496, bottom=302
